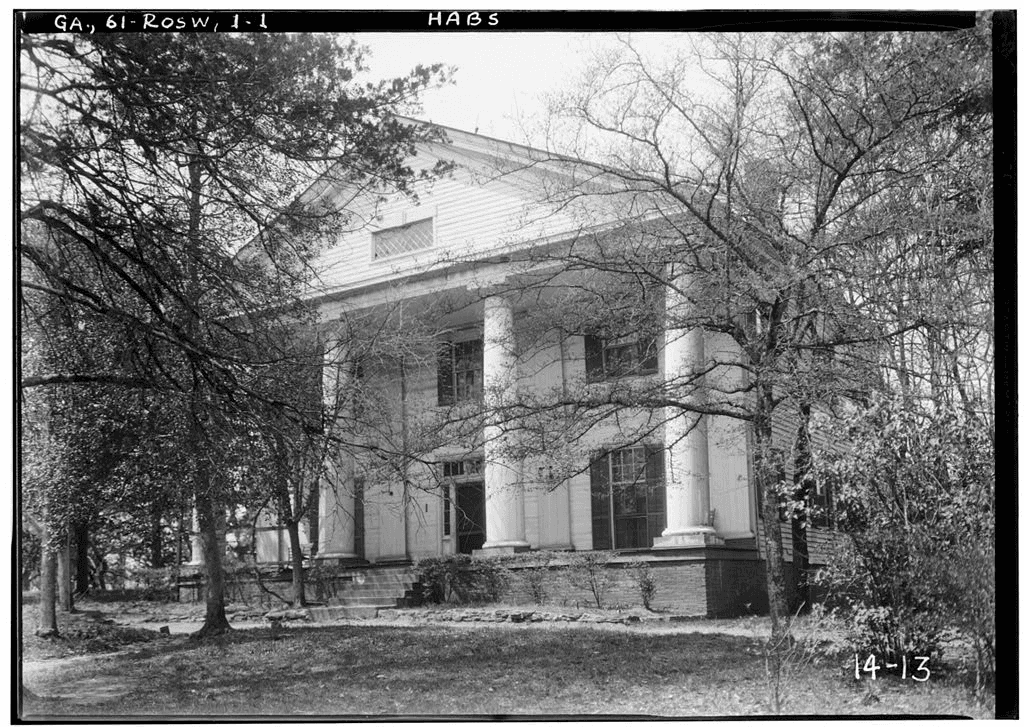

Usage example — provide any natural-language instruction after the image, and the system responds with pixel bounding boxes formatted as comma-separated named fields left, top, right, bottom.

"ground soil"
left=18, top=594, right=992, bottom=719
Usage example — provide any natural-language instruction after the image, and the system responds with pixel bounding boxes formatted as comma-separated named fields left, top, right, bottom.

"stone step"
left=329, top=596, right=403, bottom=607
left=331, top=586, right=418, bottom=599
left=308, top=604, right=393, bottom=621
left=340, top=581, right=416, bottom=592
left=317, top=566, right=423, bottom=610
left=343, top=571, right=418, bottom=584
left=337, top=582, right=415, bottom=593
left=334, top=579, right=422, bottom=590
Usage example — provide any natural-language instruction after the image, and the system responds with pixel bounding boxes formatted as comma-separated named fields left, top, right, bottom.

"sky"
left=357, top=32, right=619, bottom=145
left=360, top=33, right=588, bottom=143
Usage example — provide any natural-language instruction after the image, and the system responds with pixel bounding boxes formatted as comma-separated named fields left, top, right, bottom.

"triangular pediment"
left=305, top=119, right=631, bottom=301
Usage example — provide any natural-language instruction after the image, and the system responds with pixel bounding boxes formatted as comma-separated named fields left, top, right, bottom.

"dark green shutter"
left=584, top=334, right=604, bottom=381
left=645, top=445, right=666, bottom=546
left=590, top=450, right=611, bottom=550
left=437, top=340, right=454, bottom=406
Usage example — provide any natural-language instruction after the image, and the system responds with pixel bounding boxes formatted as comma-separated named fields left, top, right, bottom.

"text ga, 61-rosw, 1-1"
left=53, top=13, right=267, bottom=33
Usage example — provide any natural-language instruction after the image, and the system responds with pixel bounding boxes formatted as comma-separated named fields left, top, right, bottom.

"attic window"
left=372, top=218, right=433, bottom=259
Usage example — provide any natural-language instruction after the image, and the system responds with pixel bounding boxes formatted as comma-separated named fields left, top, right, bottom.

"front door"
left=456, top=481, right=486, bottom=554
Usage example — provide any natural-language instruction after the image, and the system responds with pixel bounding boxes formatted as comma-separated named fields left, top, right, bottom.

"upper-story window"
left=437, top=337, right=484, bottom=405
left=584, top=331, right=659, bottom=382
left=372, top=217, right=433, bottom=259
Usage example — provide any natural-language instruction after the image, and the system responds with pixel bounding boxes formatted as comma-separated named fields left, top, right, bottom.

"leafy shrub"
left=306, top=563, right=351, bottom=603
left=515, top=551, right=554, bottom=605
left=60, top=620, right=159, bottom=653
left=813, top=397, right=994, bottom=692
left=20, top=528, right=42, bottom=589
left=415, top=555, right=508, bottom=605
left=564, top=551, right=612, bottom=608
left=117, top=566, right=178, bottom=601
left=628, top=560, right=657, bottom=610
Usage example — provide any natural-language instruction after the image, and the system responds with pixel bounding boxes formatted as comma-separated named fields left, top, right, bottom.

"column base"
left=475, top=542, right=531, bottom=557
left=375, top=555, right=412, bottom=565
left=314, top=551, right=360, bottom=565
left=653, top=531, right=725, bottom=549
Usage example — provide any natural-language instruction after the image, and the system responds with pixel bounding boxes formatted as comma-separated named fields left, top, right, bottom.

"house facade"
left=254, top=122, right=832, bottom=616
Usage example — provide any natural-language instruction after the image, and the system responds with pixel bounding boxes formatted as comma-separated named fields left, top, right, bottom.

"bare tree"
left=450, top=25, right=992, bottom=707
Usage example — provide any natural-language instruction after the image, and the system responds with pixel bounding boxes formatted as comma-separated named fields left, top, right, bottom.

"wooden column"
left=480, top=293, right=529, bottom=553
left=655, top=266, right=722, bottom=548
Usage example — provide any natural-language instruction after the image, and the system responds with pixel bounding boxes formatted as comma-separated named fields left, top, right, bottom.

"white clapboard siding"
left=754, top=518, right=838, bottom=566
left=312, top=147, right=599, bottom=297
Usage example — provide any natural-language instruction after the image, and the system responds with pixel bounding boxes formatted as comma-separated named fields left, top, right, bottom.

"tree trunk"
left=192, top=488, right=231, bottom=638
left=753, top=400, right=790, bottom=714
left=149, top=505, right=164, bottom=568
left=182, top=152, right=230, bottom=639
left=73, top=521, right=90, bottom=595
left=286, top=519, right=307, bottom=607
left=175, top=511, right=184, bottom=567
left=307, top=483, right=319, bottom=559
left=36, top=523, right=59, bottom=637
left=56, top=530, right=73, bottom=613
left=91, top=544, right=108, bottom=590
left=756, top=441, right=791, bottom=638
left=790, top=401, right=813, bottom=613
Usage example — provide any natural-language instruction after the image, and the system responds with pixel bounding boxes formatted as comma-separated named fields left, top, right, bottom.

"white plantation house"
left=241, top=120, right=834, bottom=616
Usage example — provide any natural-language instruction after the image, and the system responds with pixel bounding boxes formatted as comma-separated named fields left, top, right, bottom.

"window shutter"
left=645, top=445, right=666, bottom=545
left=644, top=445, right=664, bottom=488
left=584, top=334, right=604, bottom=381
left=638, top=332, right=659, bottom=373
left=589, top=450, right=612, bottom=550
left=437, top=340, right=454, bottom=406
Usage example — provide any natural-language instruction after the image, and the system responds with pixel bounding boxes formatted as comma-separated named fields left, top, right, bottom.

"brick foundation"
left=176, top=566, right=356, bottom=609
left=493, top=548, right=769, bottom=617
left=179, top=549, right=781, bottom=618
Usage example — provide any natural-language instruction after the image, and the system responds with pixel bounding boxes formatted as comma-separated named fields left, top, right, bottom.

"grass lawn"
left=20, top=614, right=991, bottom=719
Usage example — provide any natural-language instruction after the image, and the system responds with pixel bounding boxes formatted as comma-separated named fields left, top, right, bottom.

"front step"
left=330, top=596, right=404, bottom=607
left=308, top=604, right=394, bottom=621
left=317, top=565, right=423, bottom=619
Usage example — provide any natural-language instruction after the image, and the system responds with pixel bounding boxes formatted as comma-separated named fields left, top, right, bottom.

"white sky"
left=358, top=33, right=586, bottom=142
left=358, top=32, right=631, bottom=144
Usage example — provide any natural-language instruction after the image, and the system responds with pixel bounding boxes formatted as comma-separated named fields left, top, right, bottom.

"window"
left=808, top=479, right=835, bottom=528
left=584, top=331, right=658, bottom=381
left=443, top=484, right=452, bottom=536
left=769, top=474, right=834, bottom=529
left=442, top=459, right=483, bottom=478
left=441, top=459, right=485, bottom=553
left=372, top=217, right=433, bottom=259
left=437, top=338, right=484, bottom=405
left=354, top=477, right=365, bottom=560
left=590, top=445, right=666, bottom=550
